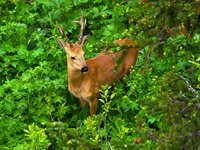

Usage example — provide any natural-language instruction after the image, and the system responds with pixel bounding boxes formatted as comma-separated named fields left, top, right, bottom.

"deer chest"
left=68, top=84, right=94, bottom=101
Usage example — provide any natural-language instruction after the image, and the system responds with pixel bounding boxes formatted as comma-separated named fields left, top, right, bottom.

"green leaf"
left=148, top=116, right=157, bottom=124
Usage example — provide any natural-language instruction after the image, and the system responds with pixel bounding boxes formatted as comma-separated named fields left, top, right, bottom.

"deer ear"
left=57, top=39, right=72, bottom=54
left=57, top=39, right=66, bottom=48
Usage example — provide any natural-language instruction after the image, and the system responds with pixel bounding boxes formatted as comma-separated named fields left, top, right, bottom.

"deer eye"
left=71, top=56, right=76, bottom=60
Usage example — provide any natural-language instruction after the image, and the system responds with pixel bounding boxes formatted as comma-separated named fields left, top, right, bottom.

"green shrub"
left=0, top=0, right=199, bottom=149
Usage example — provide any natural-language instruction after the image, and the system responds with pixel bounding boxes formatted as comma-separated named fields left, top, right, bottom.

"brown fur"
left=58, top=39, right=139, bottom=116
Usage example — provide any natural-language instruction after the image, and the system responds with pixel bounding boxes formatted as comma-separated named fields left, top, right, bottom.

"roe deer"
left=56, top=16, right=139, bottom=116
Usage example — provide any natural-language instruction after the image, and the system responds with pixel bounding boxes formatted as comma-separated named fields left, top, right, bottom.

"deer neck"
left=67, top=58, right=85, bottom=88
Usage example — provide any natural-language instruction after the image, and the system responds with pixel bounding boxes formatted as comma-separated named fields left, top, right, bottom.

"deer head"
left=56, top=16, right=88, bottom=73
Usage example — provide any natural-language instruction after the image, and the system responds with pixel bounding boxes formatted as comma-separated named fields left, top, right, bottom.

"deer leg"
left=79, top=98, right=87, bottom=108
left=89, top=98, right=98, bottom=116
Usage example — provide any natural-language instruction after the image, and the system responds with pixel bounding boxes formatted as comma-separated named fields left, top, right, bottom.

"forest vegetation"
left=0, top=0, right=200, bottom=149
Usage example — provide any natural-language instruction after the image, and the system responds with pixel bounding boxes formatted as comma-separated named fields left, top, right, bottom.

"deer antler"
left=74, top=16, right=88, bottom=46
left=56, top=21, right=73, bottom=48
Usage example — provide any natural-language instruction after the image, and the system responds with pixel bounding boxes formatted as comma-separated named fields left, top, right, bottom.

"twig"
left=175, top=73, right=199, bottom=98
left=146, top=35, right=169, bottom=67
left=108, top=142, right=113, bottom=150
left=175, top=93, right=191, bottom=102
left=146, top=41, right=163, bottom=61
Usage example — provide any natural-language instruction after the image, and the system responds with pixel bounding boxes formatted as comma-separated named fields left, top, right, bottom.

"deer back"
left=85, top=39, right=139, bottom=87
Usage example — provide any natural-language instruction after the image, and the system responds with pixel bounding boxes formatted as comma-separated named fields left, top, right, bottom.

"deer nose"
left=81, top=65, right=88, bottom=73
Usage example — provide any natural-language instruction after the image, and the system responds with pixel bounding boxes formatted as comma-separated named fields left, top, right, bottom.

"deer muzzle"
left=81, top=65, right=88, bottom=73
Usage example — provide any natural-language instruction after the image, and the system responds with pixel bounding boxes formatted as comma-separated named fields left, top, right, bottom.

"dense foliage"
left=0, top=0, right=200, bottom=149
